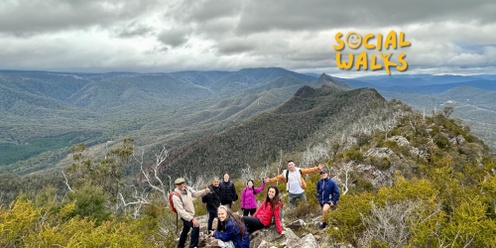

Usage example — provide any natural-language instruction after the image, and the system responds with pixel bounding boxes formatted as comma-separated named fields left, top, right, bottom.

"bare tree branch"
left=359, top=200, right=420, bottom=248
left=118, top=186, right=149, bottom=219
left=133, top=146, right=170, bottom=204
left=341, top=161, right=353, bottom=195
left=240, top=164, right=254, bottom=184
left=61, top=171, right=74, bottom=193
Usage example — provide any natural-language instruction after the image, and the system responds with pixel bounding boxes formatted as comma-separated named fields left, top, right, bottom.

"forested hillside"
left=0, top=68, right=319, bottom=174
left=1, top=83, right=495, bottom=247
left=161, top=82, right=392, bottom=179
left=2, top=69, right=495, bottom=176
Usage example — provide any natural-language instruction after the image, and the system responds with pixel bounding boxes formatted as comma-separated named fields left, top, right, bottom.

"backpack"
left=271, top=202, right=285, bottom=224
left=285, top=168, right=307, bottom=189
left=168, top=191, right=183, bottom=234
left=243, top=186, right=256, bottom=196
left=168, top=191, right=182, bottom=213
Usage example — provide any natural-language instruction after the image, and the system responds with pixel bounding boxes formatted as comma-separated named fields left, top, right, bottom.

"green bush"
left=65, top=183, right=112, bottom=224
left=338, top=148, right=364, bottom=163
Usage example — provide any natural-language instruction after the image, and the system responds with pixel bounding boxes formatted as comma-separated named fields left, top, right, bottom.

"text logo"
left=333, top=31, right=411, bottom=75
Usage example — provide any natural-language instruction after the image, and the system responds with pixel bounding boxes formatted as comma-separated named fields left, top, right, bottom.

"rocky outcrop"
left=365, top=147, right=394, bottom=158
left=388, top=136, right=410, bottom=146
left=450, top=135, right=466, bottom=145
left=197, top=214, right=323, bottom=248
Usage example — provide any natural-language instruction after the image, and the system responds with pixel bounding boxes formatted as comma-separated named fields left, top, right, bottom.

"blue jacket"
left=214, top=217, right=250, bottom=248
left=317, top=177, right=340, bottom=205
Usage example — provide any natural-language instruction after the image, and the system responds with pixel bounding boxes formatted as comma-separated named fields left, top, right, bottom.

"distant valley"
left=0, top=68, right=320, bottom=174
left=1, top=69, right=495, bottom=175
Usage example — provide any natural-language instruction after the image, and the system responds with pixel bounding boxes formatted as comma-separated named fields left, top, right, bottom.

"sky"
left=1, top=0, right=495, bottom=76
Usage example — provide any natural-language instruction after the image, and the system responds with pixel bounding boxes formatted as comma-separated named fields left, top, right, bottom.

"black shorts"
left=320, top=202, right=334, bottom=208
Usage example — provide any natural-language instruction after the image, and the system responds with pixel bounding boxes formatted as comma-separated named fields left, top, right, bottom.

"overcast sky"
left=1, top=0, right=495, bottom=76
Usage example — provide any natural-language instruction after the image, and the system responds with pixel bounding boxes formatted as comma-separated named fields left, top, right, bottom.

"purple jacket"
left=240, top=182, right=265, bottom=209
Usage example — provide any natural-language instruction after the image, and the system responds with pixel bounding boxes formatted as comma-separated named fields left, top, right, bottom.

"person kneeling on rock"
left=209, top=205, right=249, bottom=248
left=241, top=186, right=285, bottom=235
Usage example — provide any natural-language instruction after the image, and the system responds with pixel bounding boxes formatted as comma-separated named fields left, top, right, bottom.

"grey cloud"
left=217, top=38, right=256, bottom=54
left=235, top=0, right=496, bottom=34
left=194, top=17, right=239, bottom=40
left=157, top=27, right=192, bottom=47
left=164, top=0, right=241, bottom=41
left=0, top=0, right=160, bottom=36
left=170, top=0, right=241, bottom=23
left=114, top=22, right=154, bottom=38
left=1, top=0, right=494, bottom=74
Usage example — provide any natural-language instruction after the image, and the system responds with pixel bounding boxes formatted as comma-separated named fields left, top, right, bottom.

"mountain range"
left=0, top=68, right=319, bottom=173
left=1, top=68, right=495, bottom=175
left=161, top=80, right=391, bottom=178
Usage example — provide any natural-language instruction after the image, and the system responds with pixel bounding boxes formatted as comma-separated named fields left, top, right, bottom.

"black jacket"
left=219, top=180, right=238, bottom=205
left=202, top=185, right=221, bottom=211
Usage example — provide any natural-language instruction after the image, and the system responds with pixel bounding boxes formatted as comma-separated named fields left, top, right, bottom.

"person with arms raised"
left=268, top=160, right=325, bottom=208
left=240, top=178, right=268, bottom=216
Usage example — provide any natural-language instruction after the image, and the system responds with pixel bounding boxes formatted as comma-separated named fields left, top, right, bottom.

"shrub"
left=338, top=148, right=364, bottom=163
left=65, top=183, right=112, bottom=224
left=326, top=192, right=375, bottom=245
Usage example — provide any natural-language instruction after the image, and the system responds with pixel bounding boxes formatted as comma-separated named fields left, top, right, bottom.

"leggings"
left=243, top=208, right=256, bottom=216
left=241, top=216, right=266, bottom=234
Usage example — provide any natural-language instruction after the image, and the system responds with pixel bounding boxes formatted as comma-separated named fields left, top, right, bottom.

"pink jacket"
left=240, top=182, right=265, bottom=209
left=253, top=200, right=283, bottom=234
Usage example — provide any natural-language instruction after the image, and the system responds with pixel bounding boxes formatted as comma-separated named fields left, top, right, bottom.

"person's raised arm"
left=254, top=180, right=266, bottom=193
left=267, top=173, right=285, bottom=183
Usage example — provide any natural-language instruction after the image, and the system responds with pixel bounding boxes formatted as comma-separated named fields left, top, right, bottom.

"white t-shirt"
left=286, top=169, right=304, bottom=194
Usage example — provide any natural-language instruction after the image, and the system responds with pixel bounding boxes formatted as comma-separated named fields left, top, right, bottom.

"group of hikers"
left=170, top=160, right=341, bottom=248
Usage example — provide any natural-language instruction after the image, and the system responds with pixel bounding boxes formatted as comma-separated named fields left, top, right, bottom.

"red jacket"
left=253, top=200, right=283, bottom=234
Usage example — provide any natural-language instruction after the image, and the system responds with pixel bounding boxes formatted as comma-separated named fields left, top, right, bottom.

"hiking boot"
left=319, top=222, right=327, bottom=230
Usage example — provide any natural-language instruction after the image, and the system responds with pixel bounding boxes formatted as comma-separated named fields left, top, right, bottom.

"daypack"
left=168, top=191, right=182, bottom=213
left=271, top=202, right=285, bottom=224
left=168, top=191, right=183, bottom=234
left=243, top=186, right=257, bottom=196
left=285, top=168, right=307, bottom=189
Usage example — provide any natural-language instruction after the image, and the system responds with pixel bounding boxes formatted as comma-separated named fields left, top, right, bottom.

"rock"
left=195, top=213, right=337, bottom=247
left=249, top=225, right=301, bottom=248
left=388, top=136, right=410, bottom=146
left=450, top=135, right=465, bottom=145
left=256, top=240, right=269, bottom=248
left=293, top=233, right=319, bottom=248
left=203, top=235, right=221, bottom=247
left=356, top=163, right=373, bottom=172
left=365, top=147, right=393, bottom=158
left=287, top=219, right=306, bottom=229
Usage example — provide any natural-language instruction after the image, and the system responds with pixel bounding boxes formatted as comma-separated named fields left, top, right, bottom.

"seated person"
left=241, top=186, right=284, bottom=235
left=209, top=205, right=250, bottom=248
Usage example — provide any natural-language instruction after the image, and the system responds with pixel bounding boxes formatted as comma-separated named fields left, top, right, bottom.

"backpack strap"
left=171, top=192, right=182, bottom=234
left=172, top=191, right=183, bottom=204
left=285, top=168, right=303, bottom=182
